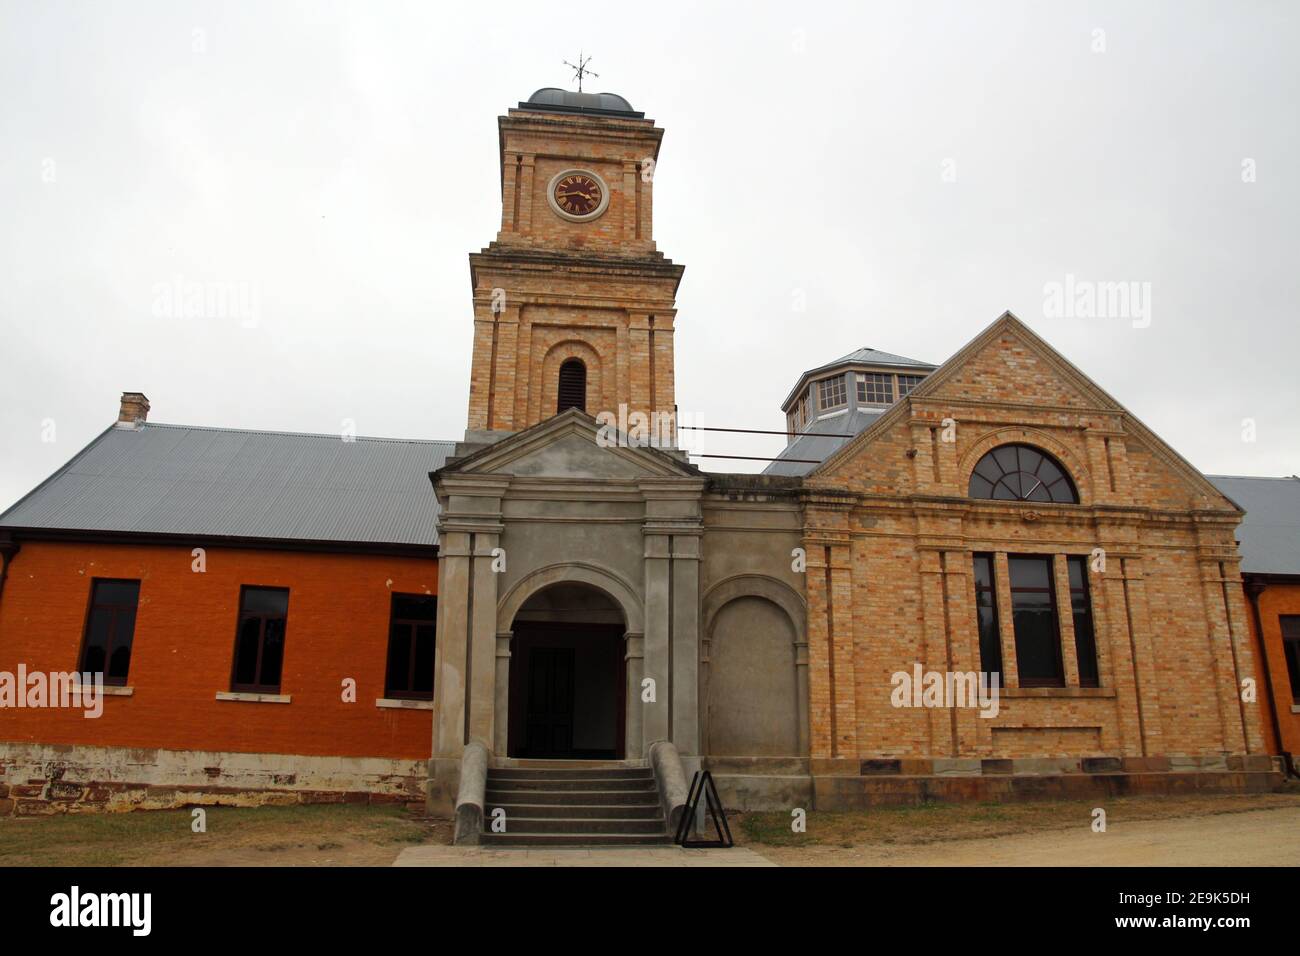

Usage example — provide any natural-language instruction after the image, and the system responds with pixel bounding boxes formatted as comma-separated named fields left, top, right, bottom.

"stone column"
left=624, top=632, right=645, bottom=759
left=641, top=531, right=671, bottom=748
left=638, top=478, right=705, bottom=755
left=494, top=632, right=512, bottom=755
left=670, top=531, right=701, bottom=755
left=428, top=478, right=508, bottom=814
left=794, top=637, right=811, bottom=757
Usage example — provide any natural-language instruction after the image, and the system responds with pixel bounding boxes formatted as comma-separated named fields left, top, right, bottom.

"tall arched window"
left=557, top=358, right=587, bottom=413
left=968, top=443, right=1078, bottom=504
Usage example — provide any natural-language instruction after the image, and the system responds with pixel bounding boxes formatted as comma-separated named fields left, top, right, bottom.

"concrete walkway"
left=393, top=845, right=777, bottom=867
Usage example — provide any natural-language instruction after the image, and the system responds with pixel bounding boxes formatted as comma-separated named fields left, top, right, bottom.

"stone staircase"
left=482, top=763, right=672, bottom=847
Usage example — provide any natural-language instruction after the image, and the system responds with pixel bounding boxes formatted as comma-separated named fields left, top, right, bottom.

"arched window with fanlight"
left=968, top=443, right=1078, bottom=504
left=556, top=358, right=587, bottom=413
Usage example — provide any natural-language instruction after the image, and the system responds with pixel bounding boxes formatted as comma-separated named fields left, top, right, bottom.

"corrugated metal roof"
left=823, top=347, right=936, bottom=370
left=1206, top=475, right=1300, bottom=576
left=0, top=422, right=454, bottom=547
left=762, top=409, right=883, bottom=477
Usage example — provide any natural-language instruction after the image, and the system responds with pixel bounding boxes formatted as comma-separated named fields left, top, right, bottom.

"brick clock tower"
left=465, top=87, right=684, bottom=443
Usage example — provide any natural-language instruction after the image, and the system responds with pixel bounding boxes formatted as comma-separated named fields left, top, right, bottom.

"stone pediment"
left=437, top=408, right=699, bottom=482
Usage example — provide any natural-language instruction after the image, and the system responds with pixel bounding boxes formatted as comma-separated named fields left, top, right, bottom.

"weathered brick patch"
left=0, top=742, right=427, bottom=816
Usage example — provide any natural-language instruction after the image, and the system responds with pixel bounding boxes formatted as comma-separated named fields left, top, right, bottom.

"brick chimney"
left=117, top=392, right=150, bottom=426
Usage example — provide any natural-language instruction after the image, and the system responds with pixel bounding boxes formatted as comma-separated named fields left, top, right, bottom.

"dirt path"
left=759, top=805, right=1300, bottom=866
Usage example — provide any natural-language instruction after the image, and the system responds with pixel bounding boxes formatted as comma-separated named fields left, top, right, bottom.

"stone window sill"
left=1290, top=703, right=1300, bottom=714
left=1002, top=687, right=1115, bottom=699
left=215, top=691, right=291, bottom=704
left=73, top=682, right=133, bottom=696
left=376, top=697, right=434, bottom=710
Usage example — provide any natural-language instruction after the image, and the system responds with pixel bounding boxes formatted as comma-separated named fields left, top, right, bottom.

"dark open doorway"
left=507, top=584, right=626, bottom=759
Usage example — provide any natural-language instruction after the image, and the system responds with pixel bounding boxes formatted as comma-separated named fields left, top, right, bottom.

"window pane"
left=259, top=618, right=285, bottom=689
left=106, top=607, right=136, bottom=681
left=972, top=555, right=1003, bottom=679
left=81, top=607, right=112, bottom=674
left=1068, top=557, right=1099, bottom=687
left=1010, top=557, right=1062, bottom=686
left=1008, top=557, right=1052, bottom=590
left=234, top=618, right=261, bottom=686
left=95, top=580, right=140, bottom=606
left=242, top=588, right=288, bottom=616
left=393, top=595, right=436, bottom=621
left=413, top=624, right=435, bottom=695
left=969, top=444, right=1078, bottom=504
left=1283, top=618, right=1300, bottom=699
left=387, top=624, right=413, bottom=694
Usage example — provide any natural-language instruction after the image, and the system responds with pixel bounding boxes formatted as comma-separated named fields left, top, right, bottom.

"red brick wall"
left=0, top=540, right=437, bottom=760
left=1245, top=581, right=1300, bottom=755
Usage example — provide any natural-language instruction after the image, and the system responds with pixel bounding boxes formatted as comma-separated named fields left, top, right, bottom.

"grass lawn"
left=734, top=789, right=1300, bottom=848
left=0, top=803, right=452, bottom=867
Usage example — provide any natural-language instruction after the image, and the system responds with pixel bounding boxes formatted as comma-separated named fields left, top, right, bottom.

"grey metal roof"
left=822, top=347, right=937, bottom=371
left=762, top=409, right=883, bottom=478
left=519, top=88, right=643, bottom=118
left=1206, top=475, right=1300, bottom=576
left=0, top=422, right=454, bottom=548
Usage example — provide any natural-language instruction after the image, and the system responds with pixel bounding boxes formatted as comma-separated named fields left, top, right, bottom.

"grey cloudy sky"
left=2, top=0, right=1296, bottom=510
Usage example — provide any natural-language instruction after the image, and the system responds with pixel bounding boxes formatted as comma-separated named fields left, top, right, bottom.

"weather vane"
left=563, top=52, right=598, bottom=93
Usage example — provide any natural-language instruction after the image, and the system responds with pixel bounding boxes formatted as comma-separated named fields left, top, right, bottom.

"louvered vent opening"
left=557, top=359, right=587, bottom=413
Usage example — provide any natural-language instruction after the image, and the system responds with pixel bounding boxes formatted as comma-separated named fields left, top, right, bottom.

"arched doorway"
left=507, top=582, right=626, bottom=759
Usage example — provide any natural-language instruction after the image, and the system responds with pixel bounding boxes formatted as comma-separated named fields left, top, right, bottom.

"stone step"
left=496, top=759, right=641, bottom=771
left=485, top=787, right=658, bottom=805
left=489, top=767, right=653, bottom=781
left=480, top=831, right=675, bottom=848
left=486, top=776, right=657, bottom=792
left=487, top=802, right=663, bottom=819
left=488, top=816, right=667, bottom=835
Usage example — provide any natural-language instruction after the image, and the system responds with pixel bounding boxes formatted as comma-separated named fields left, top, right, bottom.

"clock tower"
left=465, top=87, right=684, bottom=443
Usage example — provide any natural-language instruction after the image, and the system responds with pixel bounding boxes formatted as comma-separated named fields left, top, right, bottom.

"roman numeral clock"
left=547, top=169, right=609, bottom=221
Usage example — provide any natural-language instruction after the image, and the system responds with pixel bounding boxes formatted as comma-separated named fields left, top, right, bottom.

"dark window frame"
left=78, top=578, right=142, bottom=686
left=230, top=585, right=290, bottom=694
left=557, top=358, right=587, bottom=413
left=971, top=554, right=1004, bottom=682
left=817, top=375, right=847, bottom=410
left=1007, top=554, right=1066, bottom=688
left=856, top=371, right=894, bottom=405
left=1067, top=556, right=1100, bottom=688
left=1281, top=616, right=1300, bottom=703
left=385, top=593, right=437, bottom=701
left=897, top=373, right=924, bottom=398
left=968, top=443, right=1079, bottom=504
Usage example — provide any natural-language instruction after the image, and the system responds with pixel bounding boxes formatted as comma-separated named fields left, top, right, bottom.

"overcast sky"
left=1, top=0, right=1296, bottom=510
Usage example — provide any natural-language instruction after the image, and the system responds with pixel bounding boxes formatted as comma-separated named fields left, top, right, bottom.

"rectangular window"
left=231, top=586, right=290, bottom=693
left=1008, top=556, right=1064, bottom=687
left=386, top=594, right=437, bottom=700
left=856, top=372, right=894, bottom=404
left=897, top=374, right=924, bottom=397
left=79, top=579, right=141, bottom=686
left=1282, top=616, right=1300, bottom=702
left=1067, top=557, right=1100, bottom=687
left=817, top=375, right=847, bottom=410
left=802, top=389, right=814, bottom=425
left=972, top=555, right=1003, bottom=681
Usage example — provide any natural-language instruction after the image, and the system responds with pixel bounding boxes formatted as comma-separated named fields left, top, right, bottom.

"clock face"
left=552, top=173, right=604, bottom=219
